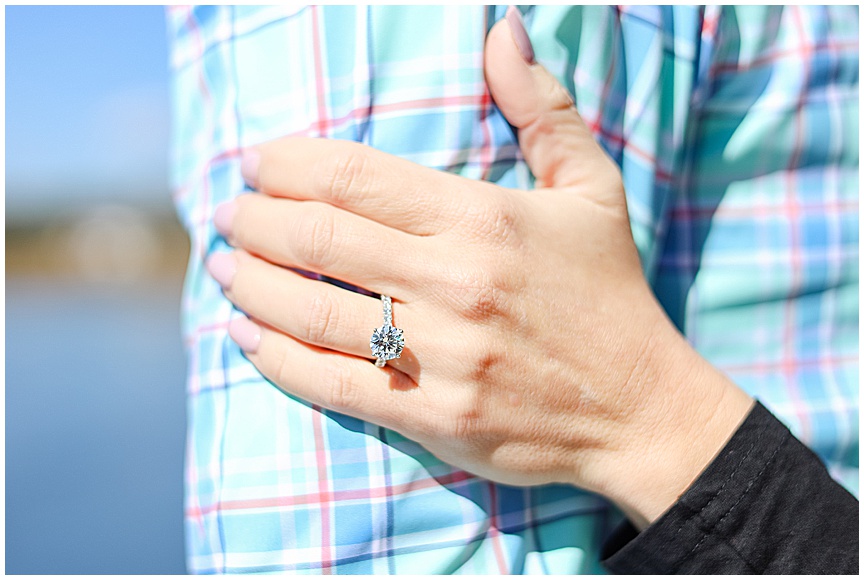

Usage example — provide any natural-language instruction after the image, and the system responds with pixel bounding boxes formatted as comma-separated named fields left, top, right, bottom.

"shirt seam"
left=672, top=415, right=770, bottom=540
left=678, top=429, right=790, bottom=573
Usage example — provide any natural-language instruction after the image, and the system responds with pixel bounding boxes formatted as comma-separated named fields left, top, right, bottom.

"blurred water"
left=6, top=278, right=187, bottom=574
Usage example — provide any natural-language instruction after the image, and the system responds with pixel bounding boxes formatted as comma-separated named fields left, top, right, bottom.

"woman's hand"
left=206, top=12, right=753, bottom=529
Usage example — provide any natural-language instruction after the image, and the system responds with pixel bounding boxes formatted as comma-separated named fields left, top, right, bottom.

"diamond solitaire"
left=371, top=295, right=404, bottom=367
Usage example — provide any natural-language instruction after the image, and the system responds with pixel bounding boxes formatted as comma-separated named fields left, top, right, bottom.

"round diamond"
left=370, top=324, right=404, bottom=361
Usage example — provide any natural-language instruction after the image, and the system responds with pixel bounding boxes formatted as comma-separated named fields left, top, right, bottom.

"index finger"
left=243, top=137, right=494, bottom=236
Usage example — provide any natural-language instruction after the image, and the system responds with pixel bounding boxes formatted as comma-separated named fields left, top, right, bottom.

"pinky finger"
left=229, top=316, right=422, bottom=431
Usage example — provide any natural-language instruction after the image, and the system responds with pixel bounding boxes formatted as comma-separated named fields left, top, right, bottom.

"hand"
left=206, top=12, right=754, bottom=529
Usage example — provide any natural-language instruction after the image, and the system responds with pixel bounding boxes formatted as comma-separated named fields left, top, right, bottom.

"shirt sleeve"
left=600, top=400, right=859, bottom=574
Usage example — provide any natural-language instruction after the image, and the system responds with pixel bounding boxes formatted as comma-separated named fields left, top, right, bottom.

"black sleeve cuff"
left=600, top=400, right=859, bottom=574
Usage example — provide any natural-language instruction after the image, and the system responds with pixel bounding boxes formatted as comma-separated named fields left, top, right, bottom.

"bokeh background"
left=6, top=6, right=188, bottom=573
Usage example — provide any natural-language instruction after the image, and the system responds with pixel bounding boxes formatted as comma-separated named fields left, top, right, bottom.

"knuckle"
left=411, top=388, right=487, bottom=444
left=452, top=407, right=477, bottom=440
left=297, top=204, right=338, bottom=271
left=468, top=349, right=505, bottom=385
left=545, top=80, right=575, bottom=112
left=324, top=362, right=360, bottom=411
left=325, top=148, right=371, bottom=206
left=450, top=398, right=483, bottom=441
left=448, top=266, right=509, bottom=322
left=225, top=253, right=250, bottom=303
left=229, top=194, right=254, bottom=245
left=303, top=291, right=339, bottom=345
left=272, top=341, right=292, bottom=387
left=461, top=194, right=521, bottom=249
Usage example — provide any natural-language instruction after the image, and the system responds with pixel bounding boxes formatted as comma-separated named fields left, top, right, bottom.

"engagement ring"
left=370, top=295, right=404, bottom=367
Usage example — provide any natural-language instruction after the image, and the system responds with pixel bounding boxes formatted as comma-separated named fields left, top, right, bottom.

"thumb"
left=485, top=7, right=616, bottom=190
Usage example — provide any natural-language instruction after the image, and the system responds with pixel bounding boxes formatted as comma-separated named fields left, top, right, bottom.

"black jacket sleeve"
left=600, top=400, right=859, bottom=574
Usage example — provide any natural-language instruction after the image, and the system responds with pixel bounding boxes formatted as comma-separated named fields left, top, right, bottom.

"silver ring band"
left=370, top=294, right=404, bottom=367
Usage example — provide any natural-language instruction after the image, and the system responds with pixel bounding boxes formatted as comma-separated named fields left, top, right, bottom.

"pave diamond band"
left=370, top=295, right=404, bottom=367
left=382, top=295, right=392, bottom=326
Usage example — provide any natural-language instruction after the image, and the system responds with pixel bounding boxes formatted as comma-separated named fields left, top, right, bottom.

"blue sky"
left=6, top=6, right=172, bottom=218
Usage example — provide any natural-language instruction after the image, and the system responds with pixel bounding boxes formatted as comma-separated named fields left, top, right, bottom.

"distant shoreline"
left=7, top=209, right=189, bottom=283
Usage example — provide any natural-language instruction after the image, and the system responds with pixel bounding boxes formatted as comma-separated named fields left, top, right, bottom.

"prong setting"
left=371, top=296, right=404, bottom=366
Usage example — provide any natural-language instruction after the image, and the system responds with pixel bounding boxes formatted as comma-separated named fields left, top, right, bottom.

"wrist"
left=589, top=327, right=754, bottom=530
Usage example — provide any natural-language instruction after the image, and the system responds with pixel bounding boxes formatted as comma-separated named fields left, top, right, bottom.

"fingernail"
left=505, top=6, right=535, bottom=64
left=205, top=252, right=236, bottom=289
left=229, top=317, right=261, bottom=354
left=213, top=200, right=237, bottom=239
left=241, top=149, right=261, bottom=189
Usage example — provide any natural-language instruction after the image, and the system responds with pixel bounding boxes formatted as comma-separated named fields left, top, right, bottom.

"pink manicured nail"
left=505, top=6, right=535, bottom=64
left=229, top=317, right=261, bottom=354
left=213, top=200, right=237, bottom=239
left=241, top=149, right=261, bottom=189
left=205, top=252, right=236, bottom=289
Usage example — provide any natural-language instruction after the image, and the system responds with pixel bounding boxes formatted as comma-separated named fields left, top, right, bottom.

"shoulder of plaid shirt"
left=167, top=5, right=858, bottom=574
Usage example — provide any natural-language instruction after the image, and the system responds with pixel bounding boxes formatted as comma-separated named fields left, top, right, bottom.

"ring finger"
left=207, top=249, right=422, bottom=376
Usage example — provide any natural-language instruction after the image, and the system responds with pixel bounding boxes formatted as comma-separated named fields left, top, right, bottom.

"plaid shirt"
left=168, top=6, right=858, bottom=574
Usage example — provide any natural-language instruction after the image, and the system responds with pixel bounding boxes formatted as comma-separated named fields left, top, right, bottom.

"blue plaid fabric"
left=168, top=5, right=858, bottom=573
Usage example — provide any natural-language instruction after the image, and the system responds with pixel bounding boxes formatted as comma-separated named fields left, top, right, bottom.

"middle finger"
left=220, top=193, right=429, bottom=298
